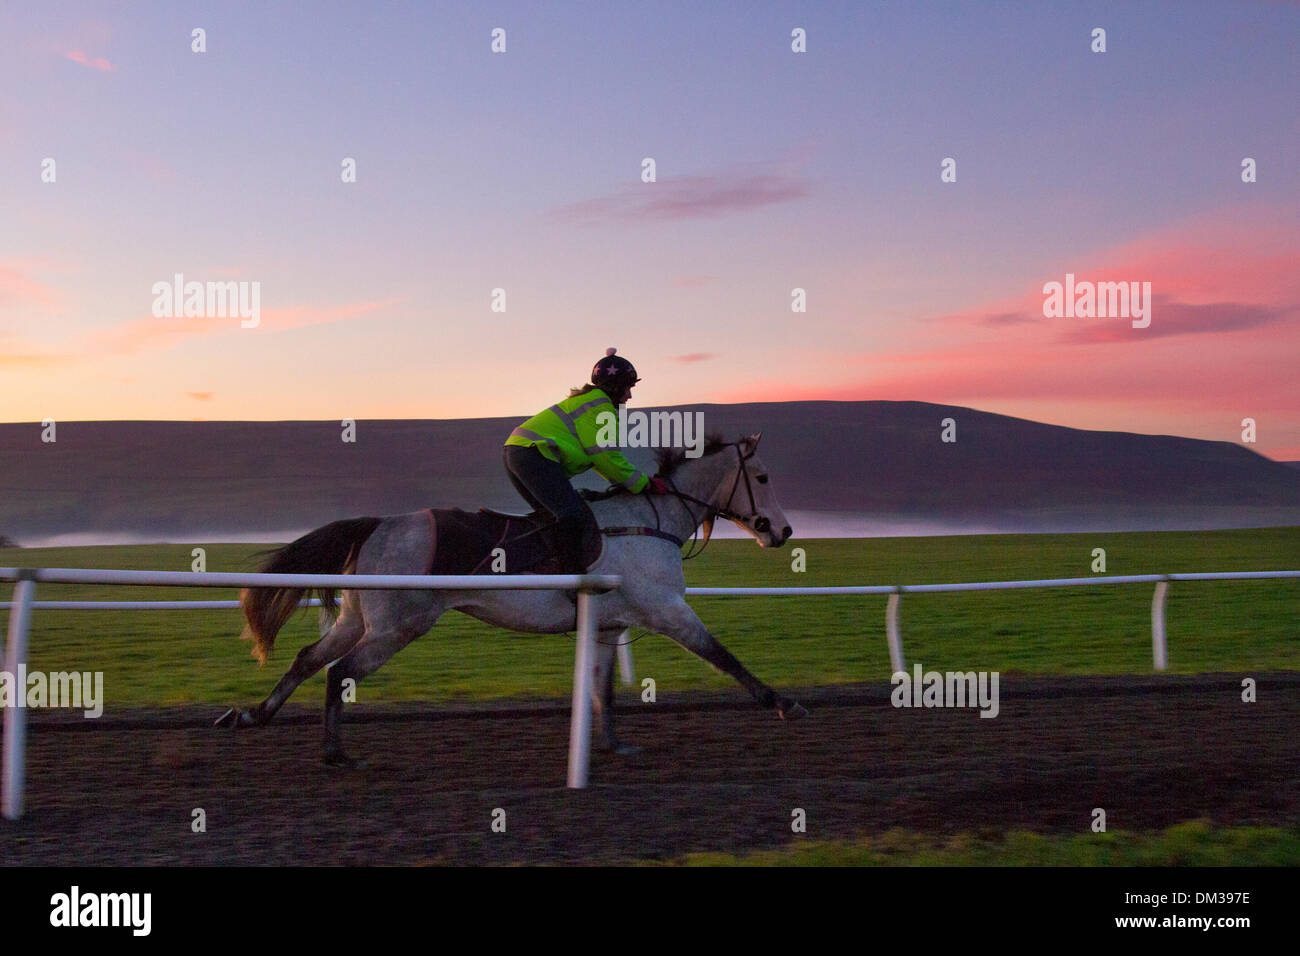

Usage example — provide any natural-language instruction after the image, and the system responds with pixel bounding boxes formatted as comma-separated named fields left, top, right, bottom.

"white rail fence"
left=2, top=566, right=1298, bottom=821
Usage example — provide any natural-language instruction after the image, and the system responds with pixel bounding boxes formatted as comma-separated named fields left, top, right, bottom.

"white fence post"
left=616, top=634, right=635, bottom=685
left=886, top=590, right=905, bottom=675
left=3, top=575, right=36, bottom=821
left=1151, top=579, right=1169, bottom=672
left=567, top=590, right=598, bottom=788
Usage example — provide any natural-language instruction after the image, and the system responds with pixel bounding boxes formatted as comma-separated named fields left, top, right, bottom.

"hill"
left=1, top=401, right=1297, bottom=541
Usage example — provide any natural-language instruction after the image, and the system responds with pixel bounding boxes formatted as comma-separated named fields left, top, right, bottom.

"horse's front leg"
left=648, top=599, right=807, bottom=720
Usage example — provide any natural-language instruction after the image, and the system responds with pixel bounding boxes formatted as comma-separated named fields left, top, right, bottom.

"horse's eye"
left=756, top=474, right=768, bottom=484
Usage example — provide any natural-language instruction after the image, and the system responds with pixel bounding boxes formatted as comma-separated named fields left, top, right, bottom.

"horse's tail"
left=240, top=516, right=382, bottom=664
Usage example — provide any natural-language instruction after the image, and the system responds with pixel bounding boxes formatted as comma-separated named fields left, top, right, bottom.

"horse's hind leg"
left=323, top=607, right=441, bottom=766
left=216, top=599, right=365, bottom=729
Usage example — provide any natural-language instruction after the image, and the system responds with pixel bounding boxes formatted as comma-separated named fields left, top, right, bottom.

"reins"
left=603, top=442, right=761, bottom=561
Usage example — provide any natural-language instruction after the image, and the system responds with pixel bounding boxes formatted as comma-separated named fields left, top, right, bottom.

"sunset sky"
left=2, top=1, right=1298, bottom=458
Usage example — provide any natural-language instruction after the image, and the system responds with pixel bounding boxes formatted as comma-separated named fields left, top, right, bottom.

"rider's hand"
left=647, top=477, right=670, bottom=495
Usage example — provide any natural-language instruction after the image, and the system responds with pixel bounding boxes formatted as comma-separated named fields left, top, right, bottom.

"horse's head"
left=714, top=433, right=792, bottom=548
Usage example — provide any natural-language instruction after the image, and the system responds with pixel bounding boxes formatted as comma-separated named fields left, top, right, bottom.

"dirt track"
left=3, top=674, right=1297, bottom=865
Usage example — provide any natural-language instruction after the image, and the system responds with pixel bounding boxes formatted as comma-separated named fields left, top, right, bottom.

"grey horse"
left=216, top=433, right=805, bottom=765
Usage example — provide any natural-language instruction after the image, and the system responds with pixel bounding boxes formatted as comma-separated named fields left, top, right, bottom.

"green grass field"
left=2, top=526, right=1297, bottom=707
left=668, top=821, right=1300, bottom=866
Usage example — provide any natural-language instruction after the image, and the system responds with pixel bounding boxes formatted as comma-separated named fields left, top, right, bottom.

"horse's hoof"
left=614, top=743, right=643, bottom=756
left=215, top=707, right=261, bottom=729
left=779, top=701, right=808, bottom=721
left=324, top=751, right=364, bottom=769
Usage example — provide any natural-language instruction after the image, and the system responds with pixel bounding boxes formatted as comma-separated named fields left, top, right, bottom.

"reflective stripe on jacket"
left=504, top=387, right=649, bottom=492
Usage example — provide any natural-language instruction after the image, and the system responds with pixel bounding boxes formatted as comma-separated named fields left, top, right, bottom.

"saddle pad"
left=426, top=508, right=600, bottom=575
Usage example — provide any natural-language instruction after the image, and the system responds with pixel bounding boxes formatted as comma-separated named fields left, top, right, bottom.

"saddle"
left=426, top=507, right=603, bottom=575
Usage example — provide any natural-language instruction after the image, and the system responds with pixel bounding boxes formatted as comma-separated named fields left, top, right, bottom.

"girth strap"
left=601, top=526, right=685, bottom=548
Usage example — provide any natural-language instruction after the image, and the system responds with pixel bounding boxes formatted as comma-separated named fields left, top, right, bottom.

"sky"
left=2, top=1, right=1298, bottom=458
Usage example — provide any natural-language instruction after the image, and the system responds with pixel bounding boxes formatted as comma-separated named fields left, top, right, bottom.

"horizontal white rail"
left=7, top=569, right=1296, bottom=608
left=1, top=600, right=260, bottom=610
left=687, top=585, right=898, bottom=596
left=901, top=574, right=1168, bottom=592
left=691, top=571, right=1300, bottom=595
left=1167, top=570, right=1300, bottom=581
left=0, top=567, right=620, bottom=591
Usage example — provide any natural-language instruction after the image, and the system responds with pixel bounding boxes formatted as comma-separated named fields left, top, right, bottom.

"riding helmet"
left=591, top=348, right=640, bottom=392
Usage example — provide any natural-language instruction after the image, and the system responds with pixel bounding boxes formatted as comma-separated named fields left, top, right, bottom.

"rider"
left=504, top=348, right=670, bottom=572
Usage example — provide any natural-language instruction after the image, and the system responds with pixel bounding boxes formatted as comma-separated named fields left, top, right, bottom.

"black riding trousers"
left=502, top=444, right=597, bottom=568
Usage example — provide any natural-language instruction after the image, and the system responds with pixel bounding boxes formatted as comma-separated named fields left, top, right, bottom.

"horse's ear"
left=742, top=432, right=762, bottom=451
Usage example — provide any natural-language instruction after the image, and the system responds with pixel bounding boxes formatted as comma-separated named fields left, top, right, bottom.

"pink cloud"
left=114, top=146, right=180, bottom=185
left=1062, top=299, right=1295, bottom=344
left=0, top=352, right=67, bottom=370
left=186, top=392, right=214, bottom=401
left=87, top=297, right=403, bottom=356
left=673, top=352, right=717, bottom=363
left=2, top=297, right=403, bottom=369
left=719, top=333, right=1298, bottom=417
left=976, top=311, right=1042, bottom=327
left=65, top=50, right=116, bottom=72
left=549, top=167, right=808, bottom=226
left=0, top=264, right=58, bottom=310
left=674, top=275, right=718, bottom=289
left=715, top=211, right=1300, bottom=430
left=931, top=211, right=1300, bottom=339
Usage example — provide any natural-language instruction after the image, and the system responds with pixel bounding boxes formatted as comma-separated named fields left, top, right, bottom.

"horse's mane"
left=578, top=432, right=735, bottom=501
left=654, top=432, right=732, bottom=477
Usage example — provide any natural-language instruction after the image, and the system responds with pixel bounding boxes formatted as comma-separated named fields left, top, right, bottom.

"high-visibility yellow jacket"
left=505, top=387, right=649, bottom=492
